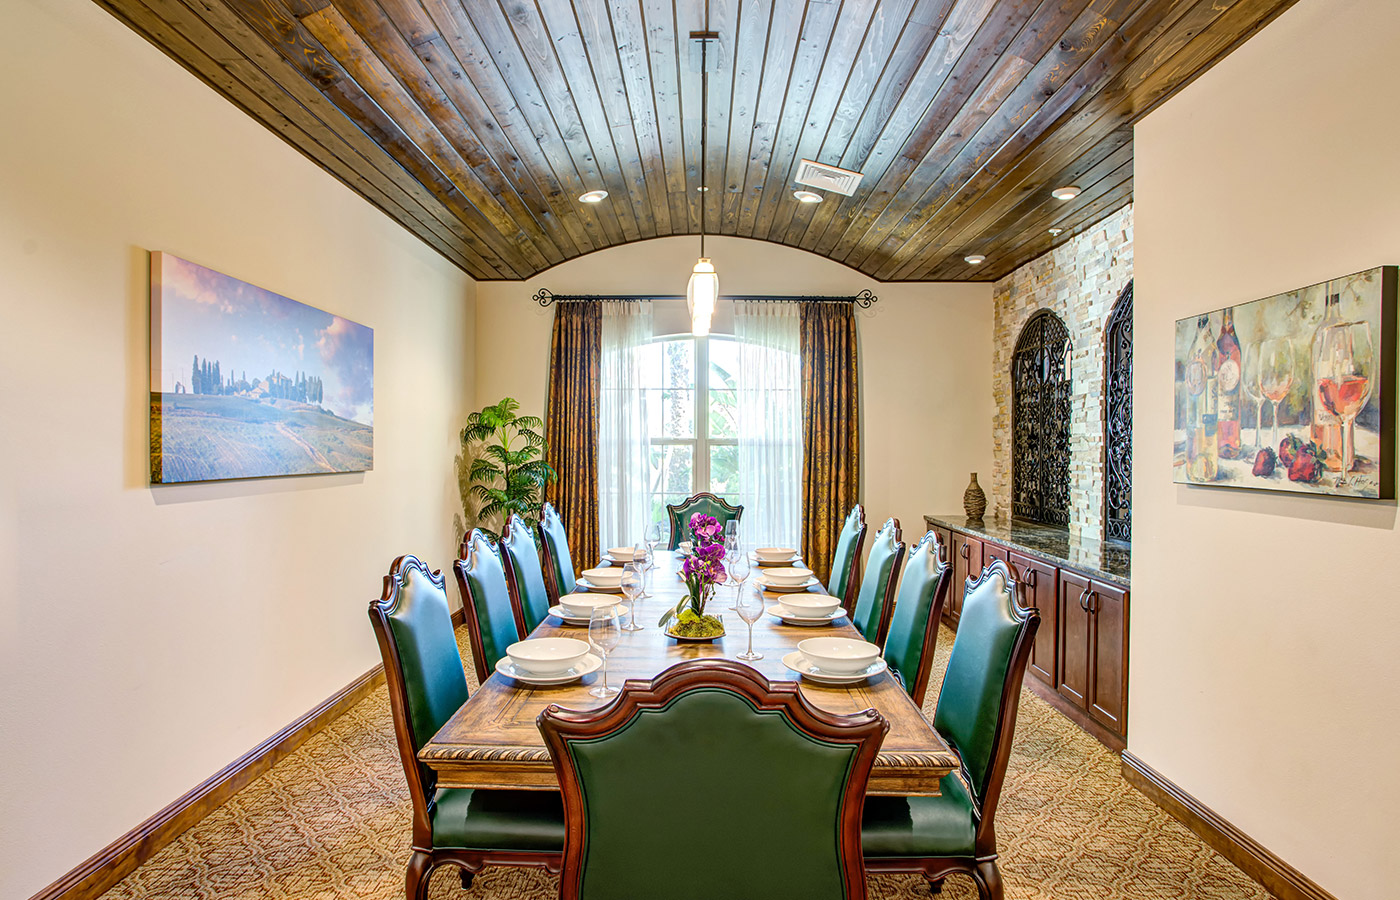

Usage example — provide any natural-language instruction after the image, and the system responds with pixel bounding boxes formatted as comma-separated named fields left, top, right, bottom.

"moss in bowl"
left=668, top=608, right=725, bottom=639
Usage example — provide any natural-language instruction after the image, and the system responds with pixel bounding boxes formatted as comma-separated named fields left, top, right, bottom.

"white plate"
left=749, top=552, right=800, bottom=567
left=495, top=653, right=602, bottom=685
left=766, top=604, right=848, bottom=626
left=781, top=651, right=888, bottom=685
left=575, top=577, right=624, bottom=593
left=547, top=604, right=624, bottom=625
left=755, top=576, right=823, bottom=593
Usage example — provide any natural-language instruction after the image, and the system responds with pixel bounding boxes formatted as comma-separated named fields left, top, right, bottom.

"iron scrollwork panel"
left=1012, top=311, right=1072, bottom=526
left=1104, top=282, right=1133, bottom=543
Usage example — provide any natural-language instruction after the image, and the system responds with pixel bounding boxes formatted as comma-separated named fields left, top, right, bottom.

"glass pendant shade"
left=687, top=257, right=718, bottom=336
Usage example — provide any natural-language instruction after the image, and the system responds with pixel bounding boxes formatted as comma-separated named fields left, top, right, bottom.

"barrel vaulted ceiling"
left=97, top=0, right=1296, bottom=281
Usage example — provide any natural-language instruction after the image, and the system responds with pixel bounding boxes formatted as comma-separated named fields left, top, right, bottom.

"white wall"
left=1132, top=1, right=1400, bottom=896
left=0, top=2, right=475, bottom=896
left=475, top=235, right=994, bottom=547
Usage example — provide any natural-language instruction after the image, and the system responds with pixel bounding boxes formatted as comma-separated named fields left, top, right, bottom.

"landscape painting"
left=1173, top=266, right=1395, bottom=499
left=150, top=252, right=373, bottom=483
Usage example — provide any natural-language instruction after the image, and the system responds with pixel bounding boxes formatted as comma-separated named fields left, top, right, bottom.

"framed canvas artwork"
left=1173, top=266, right=1395, bottom=499
left=150, top=252, right=374, bottom=483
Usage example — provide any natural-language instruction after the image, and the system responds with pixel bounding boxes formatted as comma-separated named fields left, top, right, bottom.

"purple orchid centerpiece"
left=657, top=512, right=728, bottom=638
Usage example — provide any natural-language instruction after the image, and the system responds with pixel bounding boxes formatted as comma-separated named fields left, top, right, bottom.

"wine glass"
left=1259, top=337, right=1294, bottom=448
left=735, top=581, right=765, bottom=661
left=645, top=521, right=662, bottom=559
left=619, top=565, right=643, bottom=631
left=1316, top=321, right=1374, bottom=486
left=588, top=606, right=621, bottom=698
left=634, top=541, right=652, bottom=599
left=724, top=519, right=739, bottom=555
left=727, top=548, right=750, bottom=611
left=1242, top=341, right=1266, bottom=450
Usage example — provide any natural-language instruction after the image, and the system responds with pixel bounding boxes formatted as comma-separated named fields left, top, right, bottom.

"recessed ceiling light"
left=793, top=190, right=823, bottom=204
left=696, top=186, right=710, bottom=192
left=1048, top=227, right=1064, bottom=236
left=1051, top=186, right=1081, bottom=201
left=578, top=190, right=608, bottom=203
left=965, top=255, right=986, bottom=265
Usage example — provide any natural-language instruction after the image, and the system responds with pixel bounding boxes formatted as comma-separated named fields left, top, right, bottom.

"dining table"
left=420, top=550, right=959, bottom=795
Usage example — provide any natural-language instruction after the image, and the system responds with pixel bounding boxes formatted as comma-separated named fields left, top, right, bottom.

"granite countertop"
left=923, top=514, right=1130, bottom=587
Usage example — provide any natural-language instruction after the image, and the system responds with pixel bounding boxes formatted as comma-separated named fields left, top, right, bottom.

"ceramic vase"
left=963, top=472, right=987, bottom=521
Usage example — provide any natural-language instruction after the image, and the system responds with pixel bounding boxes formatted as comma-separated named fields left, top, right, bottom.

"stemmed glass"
left=619, top=565, right=643, bottom=632
left=643, top=523, right=662, bottom=593
left=727, top=548, right=750, bottom=611
left=634, top=541, right=654, bottom=599
left=1316, top=321, right=1374, bottom=486
left=735, top=581, right=764, bottom=661
left=1242, top=341, right=1266, bottom=450
left=724, top=519, right=739, bottom=554
left=1259, top=337, right=1294, bottom=448
left=588, top=606, right=621, bottom=698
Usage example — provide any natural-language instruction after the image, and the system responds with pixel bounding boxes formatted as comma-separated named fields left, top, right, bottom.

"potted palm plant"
left=461, top=398, right=555, bottom=542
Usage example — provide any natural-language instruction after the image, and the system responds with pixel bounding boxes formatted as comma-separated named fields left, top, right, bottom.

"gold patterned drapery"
left=544, top=301, right=601, bottom=578
left=800, top=301, right=861, bottom=586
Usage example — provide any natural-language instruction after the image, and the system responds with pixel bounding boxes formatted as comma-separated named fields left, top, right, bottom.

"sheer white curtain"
left=734, top=300, right=802, bottom=551
left=598, top=300, right=653, bottom=553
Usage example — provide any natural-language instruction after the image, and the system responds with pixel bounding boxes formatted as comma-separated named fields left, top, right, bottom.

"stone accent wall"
left=991, top=204, right=1134, bottom=540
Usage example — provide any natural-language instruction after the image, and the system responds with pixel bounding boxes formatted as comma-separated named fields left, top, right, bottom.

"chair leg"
left=459, top=867, right=474, bottom=890
left=926, top=876, right=945, bottom=895
left=406, top=851, right=434, bottom=900
left=974, top=859, right=1004, bottom=900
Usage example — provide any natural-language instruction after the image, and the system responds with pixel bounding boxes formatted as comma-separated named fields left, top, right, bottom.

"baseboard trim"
left=1121, top=751, right=1336, bottom=900
left=28, top=664, right=386, bottom=900
left=452, top=606, right=466, bottom=626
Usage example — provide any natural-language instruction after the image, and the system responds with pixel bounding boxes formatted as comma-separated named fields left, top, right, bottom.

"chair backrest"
left=665, top=492, right=743, bottom=550
left=367, top=555, right=469, bottom=847
left=932, top=558, right=1039, bottom=854
left=826, top=505, right=868, bottom=606
left=881, top=531, right=951, bottom=707
left=500, top=514, right=553, bottom=635
left=539, top=659, right=886, bottom=900
left=535, top=502, right=577, bottom=602
left=453, top=529, right=523, bottom=683
left=848, top=518, right=905, bottom=647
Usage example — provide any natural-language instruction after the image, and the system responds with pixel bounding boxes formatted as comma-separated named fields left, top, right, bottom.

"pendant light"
left=687, top=21, right=718, bottom=336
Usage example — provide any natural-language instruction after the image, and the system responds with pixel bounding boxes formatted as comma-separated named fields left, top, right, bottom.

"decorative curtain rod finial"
left=532, top=288, right=556, bottom=307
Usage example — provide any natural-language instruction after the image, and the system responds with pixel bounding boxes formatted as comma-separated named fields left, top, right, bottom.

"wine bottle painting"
left=1172, top=266, right=1395, bottom=499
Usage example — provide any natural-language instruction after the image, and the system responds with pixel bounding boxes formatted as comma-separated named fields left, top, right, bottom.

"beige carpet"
left=100, top=627, right=1272, bottom=899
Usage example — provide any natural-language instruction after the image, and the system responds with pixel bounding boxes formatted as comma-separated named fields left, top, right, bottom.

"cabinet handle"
left=1088, top=590, right=1099, bottom=614
left=960, top=544, right=970, bottom=560
left=1078, top=587, right=1091, bottom=611
left=1026, top=570, right=1037, bottom=589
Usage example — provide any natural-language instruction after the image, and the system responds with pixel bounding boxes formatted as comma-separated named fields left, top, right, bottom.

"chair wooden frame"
left=539, top=658, right=888, bottom=900
left=534, top=502, right=573, bottom=604
left=499, top=513, right=542, bottom=637
left=865, top=558, right=1040, bottom=900
left=453, top=529, right=520, bottom=684
left=864, top=517, right=906, bottom=649
left=901, top=530, right=953, bottom=708
left=832, top=504, right=869, bottom=610
left=664, top=491, right=744, bottom=550
left=369, top=556, right=561, bottom=899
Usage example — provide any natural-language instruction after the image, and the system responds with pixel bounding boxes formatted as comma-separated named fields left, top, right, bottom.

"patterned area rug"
left=100, top=627, right=1272, bottom=899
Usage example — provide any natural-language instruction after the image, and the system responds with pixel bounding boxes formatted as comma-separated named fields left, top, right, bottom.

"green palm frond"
left=461, top=397, right=553, bottom=537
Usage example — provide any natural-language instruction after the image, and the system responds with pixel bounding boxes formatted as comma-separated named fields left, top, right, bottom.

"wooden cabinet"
left=1057, top=571, right=1129, bottom=735
left=1056, top=571, right=1092, bottom=708
left=983, top=541, right=1008, bottom=568
left=946, top=531, right=983, bottom=627
left=1008, top=551, right=1057, bottom=686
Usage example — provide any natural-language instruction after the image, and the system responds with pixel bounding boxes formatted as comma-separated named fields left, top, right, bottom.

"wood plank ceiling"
left=96, top=0, right=1297, bottom=281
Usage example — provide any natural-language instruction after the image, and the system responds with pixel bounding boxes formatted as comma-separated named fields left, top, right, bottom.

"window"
left=642, top=334, right=741, bottom=524
left=1103, top=282, right=1133, bottom=543
left=1012, top=310, right=1072, bottom=526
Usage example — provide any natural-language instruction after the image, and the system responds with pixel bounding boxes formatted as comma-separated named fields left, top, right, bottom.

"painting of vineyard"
left=150, top=252, right=373, bottom=483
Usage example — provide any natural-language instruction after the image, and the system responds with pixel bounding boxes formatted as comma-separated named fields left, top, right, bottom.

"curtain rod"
left=531, top=289, right=877, bottom=309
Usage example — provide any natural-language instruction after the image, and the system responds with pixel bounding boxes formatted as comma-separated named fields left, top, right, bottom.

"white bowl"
left=755, top=547, right=797, bottom=562
left=678, top=541, right=693, bottom=554
left=763, top=566, right=814, bottom=586
left=798, top=638, right=881, bottom=675
left=607, top=546, right=642, bottom=561
left=580, top=566, right=624, bottom=587
left=559, top=593, right=623, bottom=618
left=505, top=638, right=591, bottom=676
left=779, top=593, right=840, bottom=618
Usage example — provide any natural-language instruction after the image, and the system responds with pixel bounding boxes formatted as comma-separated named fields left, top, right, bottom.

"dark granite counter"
left=923, top=514, right=1130, bottom=587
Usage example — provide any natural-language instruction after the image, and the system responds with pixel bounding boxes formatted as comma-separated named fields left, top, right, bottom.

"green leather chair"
left=862, top=558, right=1040, bottom=900
left=827, top=505, right=868, bottom=608
left=500, top=514, right=553, bottom=635
left=849, top=517, right=905, bottom=648
left=453, top=529, right=523, bottom=684
left=665, top=491, right=743, bottom=550
left=368, top=555, right=563, bottom=899
left=882, top=530, right=952, bottom=707
left=538, top=658, right=888, bottom=900
left=535, top=502, right=577, bottom=603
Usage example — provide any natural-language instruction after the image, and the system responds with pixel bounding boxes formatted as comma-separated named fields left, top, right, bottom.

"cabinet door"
left=947, top=532, right=983, bottom=626
left=983, top=542, right=1008, bottom=569
left=1088, top=582, right=1129, bottom=733
left=1057, top=570, right=1091, bottom=709
left=1008, top=551, right=1057, bottom=686
left=929, top=526, right=952, bottom=567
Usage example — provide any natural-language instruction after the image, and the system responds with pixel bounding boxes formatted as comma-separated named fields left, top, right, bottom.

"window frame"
left=646, top=333, right=738, bottom=515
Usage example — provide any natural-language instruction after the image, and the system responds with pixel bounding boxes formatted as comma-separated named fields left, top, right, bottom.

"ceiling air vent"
left=794, top=159, right=864, bottom=196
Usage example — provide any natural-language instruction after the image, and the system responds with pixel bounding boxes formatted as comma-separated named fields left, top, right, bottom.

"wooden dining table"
left=420, top=551, right=959, bottom=795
